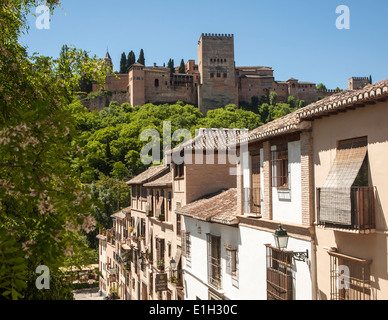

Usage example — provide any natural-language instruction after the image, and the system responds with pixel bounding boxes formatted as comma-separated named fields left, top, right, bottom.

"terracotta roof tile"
left=241, top=78, right=388, bottom=143
left=169, top=128, right=248, bottom=154
left=143, top=171, right=172, bottom=187
left=176, top=189, right=238, bottom=225
left=126, top=165, right=169, bottom=185
left=296, top=79, right=388, bottom=120
left=240, top=111, right=301, bottom=143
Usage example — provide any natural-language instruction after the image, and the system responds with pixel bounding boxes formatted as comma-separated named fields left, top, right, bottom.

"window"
left=154, top=79, right=159, bottom=87
left=266, top=245, right=293, bottom=300
left=176, top=214, right=182, bottom=236
left=329, top=251, right=371, bottom=300
left=141, top=186, right=147, bottom=199
left=168, top=192, right=172, bottom=211
left=216, top=73, right=221, bottom=78
left=156, top=238, right=165, bottom=270
left=318, top=137, right=373, bottom=230
left=132, top=185, right=136, bottom=198
left=225, top=248, right=238, bottom=276
left=207, top=234, right=221, bottom=289
left=210, top=73, right=214, bottom=78
left=223, top=73, right=227, bottom=78
left=174, top=163, right=184, bottom=179
left=140, top=219, right=146, bottom=238
left=271, top=144, right=289, bottom=188
left=182, top=231, right=191, bottom=258
left=168, top=243, right=171, bottom=258
left=137, top=185, right=141, bottom=199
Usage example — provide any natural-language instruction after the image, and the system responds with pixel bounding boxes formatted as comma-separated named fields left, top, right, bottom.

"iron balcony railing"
left=317, top=186, right=375, bottom=232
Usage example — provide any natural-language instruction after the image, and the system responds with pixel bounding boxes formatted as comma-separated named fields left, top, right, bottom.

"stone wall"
left=82, top=92, right=129, bottom=112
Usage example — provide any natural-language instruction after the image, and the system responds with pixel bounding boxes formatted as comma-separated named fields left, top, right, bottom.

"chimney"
left=153, top=62, right=157, bottom=67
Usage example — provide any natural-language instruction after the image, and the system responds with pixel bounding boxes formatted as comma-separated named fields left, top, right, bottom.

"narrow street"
left=73, top=288, right=104, bottom=301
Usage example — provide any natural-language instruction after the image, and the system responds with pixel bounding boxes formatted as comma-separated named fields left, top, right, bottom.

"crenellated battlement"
left=201, top=33, right=234, bottom=39
left=317, top=88, right=342, bottom=94
left=351, top=77, right=369, bottom=81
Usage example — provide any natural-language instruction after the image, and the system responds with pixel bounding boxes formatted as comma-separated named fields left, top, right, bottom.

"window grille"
left=225, top=247, right=238, bottom=276
left=271, top=145, right=289, bottom=188
left=182, top=231, right=191, bottom=258
left=207, top=234, right=221, bottom=290
left=265, top=244, right=293, bottom=300
left=329, top=251, right=372, bottom=300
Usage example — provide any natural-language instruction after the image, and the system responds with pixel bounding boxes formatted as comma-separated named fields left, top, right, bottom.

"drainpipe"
left=310, top=229, right=318, bottom=300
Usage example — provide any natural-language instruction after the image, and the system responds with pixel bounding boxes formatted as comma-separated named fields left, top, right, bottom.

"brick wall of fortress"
left=143, top=70, right=198, bottom=105
left=82, top=92, right=129, bottom=112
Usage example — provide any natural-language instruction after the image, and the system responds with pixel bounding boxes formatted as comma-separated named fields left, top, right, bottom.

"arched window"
left=154, top=79, right=159, bottom=87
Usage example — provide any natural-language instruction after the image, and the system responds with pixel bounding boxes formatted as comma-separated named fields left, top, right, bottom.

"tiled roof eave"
left=240, top=123, right=302, bottom=144
left=296, top=82, right=388, bottom=120
left=175, top=210, right=211, bottom=222
left=176, top=210, right=238, bottom=226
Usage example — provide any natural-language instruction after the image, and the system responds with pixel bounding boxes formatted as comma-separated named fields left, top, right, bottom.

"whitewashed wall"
left=183, top=216, right=241, bottom=300
left=272, top=140, right=302, bottom=224
left=238, top=225, right=312, bottom=300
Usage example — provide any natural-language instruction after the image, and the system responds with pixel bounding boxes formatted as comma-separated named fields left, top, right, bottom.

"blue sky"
left=21, top=0, right=388, bottom=90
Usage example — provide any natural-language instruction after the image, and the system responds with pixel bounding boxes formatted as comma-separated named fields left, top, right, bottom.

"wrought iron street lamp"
left=170, top=258, right=177, bottom=271
left=273, top=224, right=309, bottom=262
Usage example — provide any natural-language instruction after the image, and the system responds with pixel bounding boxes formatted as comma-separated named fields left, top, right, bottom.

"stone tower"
left=128, top=62, right=145, bottom=107
left=197, top=33, right=238, bottom=114
left=104, top=51, right=113, bottom=74
left=348, top=77, right=371, bottom=90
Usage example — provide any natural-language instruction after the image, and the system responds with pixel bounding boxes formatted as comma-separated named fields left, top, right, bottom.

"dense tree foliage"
left=0, top=0, right=110, bottom=300
left=0, top=0, right=303, bottom=300
left=316, top=83, right=327, bottom=91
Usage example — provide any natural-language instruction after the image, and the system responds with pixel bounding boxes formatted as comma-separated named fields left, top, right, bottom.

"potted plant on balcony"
left=158, top=213, right=165, bottom=222
left=174, top=277, right=182, bottom=287
left=157, top=259, right=165, bottom=272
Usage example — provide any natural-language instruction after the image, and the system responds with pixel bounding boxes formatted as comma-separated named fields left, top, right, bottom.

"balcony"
left=243, top=188, right=261, bottom=216
left=317, top=187, right=375, bottom=233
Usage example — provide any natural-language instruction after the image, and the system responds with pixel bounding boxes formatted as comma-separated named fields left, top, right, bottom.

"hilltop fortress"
left=92, top=33, right=370, bottom=114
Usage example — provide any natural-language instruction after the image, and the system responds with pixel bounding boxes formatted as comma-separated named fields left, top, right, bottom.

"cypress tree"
left=137, top=49, right=145, bottom=65
left=178, top=59, right=185, bottom=73
left=167, top=58, right=174, bottom=75
left=126, top=51, right=136, bottom=71
left=119, top=52, right=127, bottom=73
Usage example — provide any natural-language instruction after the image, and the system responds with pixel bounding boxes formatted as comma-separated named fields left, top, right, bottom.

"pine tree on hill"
left=137, top=49, right=145, bottom=65
left=179, top=59, right=185, bottom=73
left=119, top=52, right=127, bottom=73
